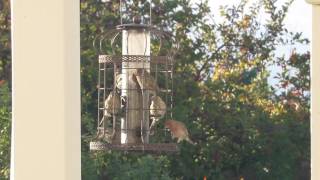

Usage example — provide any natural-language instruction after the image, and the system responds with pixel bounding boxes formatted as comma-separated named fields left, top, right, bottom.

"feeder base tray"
left=90, top=141, right=179, bottom=152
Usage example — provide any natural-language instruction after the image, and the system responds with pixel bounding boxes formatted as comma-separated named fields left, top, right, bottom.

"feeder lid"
left=133, top=15, right=142, bottom=24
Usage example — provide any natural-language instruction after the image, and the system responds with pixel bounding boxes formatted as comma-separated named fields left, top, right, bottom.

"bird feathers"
left=133, top=69, right=159, bottom=95
left=150, top=95, right=166, bottom=119
left=149, top=95, right=167, bottom=134
left=164, top=120, right=195, bottom=145
left=104, top=91, right=121, bottom=117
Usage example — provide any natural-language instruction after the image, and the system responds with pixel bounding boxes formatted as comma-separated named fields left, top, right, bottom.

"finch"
left=96, top=126, right=114, bottom=143
left=164, top=120, right=195, bottom=145
left=115, top=71, right=122, bottom=90
left=133, top=68, right=159, bottom=95
left=104, top=91, right=121, bottom=117
left=149, top=95, right=167, bottom=134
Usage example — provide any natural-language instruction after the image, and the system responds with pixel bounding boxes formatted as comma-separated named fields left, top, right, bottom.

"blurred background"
left=0, top=0, right=310, bottom=179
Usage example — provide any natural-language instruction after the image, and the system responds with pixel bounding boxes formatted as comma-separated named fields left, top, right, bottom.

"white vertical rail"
left=11, top=0, right=81, bottom=179
left=312, top=5, right=320, bottom=180
left=306, top=1, right=320, bottom=180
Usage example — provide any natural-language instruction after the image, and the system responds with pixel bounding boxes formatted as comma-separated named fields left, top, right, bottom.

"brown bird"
left=133, top=69, right=159, bottom=95
left=115, top=71, right=122, bottom=90
left=149, top=95, right=167, bottom=134
left=96, top=126, right=115, bottom=143
left=164, top=120, right=195, bottom=145
left=287, top=99, right=301, bottom=111
left=104, top=91, right=121, bottom=117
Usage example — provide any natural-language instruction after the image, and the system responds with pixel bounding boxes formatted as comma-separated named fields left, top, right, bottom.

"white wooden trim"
left=306, top=0, right=320, bottom=179
left=10, top=0, right=81, bottom=179
left=310, top=4, right=320, bottom=180
left=306, top=0, right=320, bottom=5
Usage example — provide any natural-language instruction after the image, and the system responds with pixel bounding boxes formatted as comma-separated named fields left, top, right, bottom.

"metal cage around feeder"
left=90, top=1, right=179, bottom=153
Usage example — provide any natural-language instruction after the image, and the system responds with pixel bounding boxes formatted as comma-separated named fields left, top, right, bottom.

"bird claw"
left=102, top=133, right=113, bottom=144
left=149, top=129, right=155, bottom=136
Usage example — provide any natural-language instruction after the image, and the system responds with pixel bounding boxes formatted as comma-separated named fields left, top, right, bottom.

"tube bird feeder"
left=90, top=0, right=179, bottom=153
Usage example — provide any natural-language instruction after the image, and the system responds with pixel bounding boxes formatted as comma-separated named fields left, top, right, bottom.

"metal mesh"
left=92, top=54, right=175, bottom=152
left=99, top=55, right=173, bottom=64
left=93, top=26, right=178, bottom=57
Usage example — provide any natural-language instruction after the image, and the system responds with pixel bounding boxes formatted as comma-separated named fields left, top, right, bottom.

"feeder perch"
left=90, top=0, right=179, bottom=153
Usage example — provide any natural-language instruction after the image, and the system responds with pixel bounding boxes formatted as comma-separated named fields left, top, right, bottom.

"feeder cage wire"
left=90, top=0, right=179, bottom=152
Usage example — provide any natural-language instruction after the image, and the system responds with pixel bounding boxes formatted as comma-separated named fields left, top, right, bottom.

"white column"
left=306, top=1, right=320, bottom=180
left=11, top=0, right=81, bottom=179
left=121, top=29, right=151, bottom=144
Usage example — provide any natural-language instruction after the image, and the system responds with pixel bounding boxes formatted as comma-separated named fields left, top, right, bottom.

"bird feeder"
left=90, top=0, right=179, bottom=152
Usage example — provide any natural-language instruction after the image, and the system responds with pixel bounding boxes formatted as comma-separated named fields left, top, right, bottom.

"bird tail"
left=149, top=117, right=158, bottom=135
left=186, top=137, right=196, bottom=145
left=104, top=112, right=112, bottom=117
left=149, top=117, right=157, bottom=128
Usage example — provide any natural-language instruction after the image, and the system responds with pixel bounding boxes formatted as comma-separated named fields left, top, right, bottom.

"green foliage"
left=104, top=154, right=171, bottom=180
left=0, top=83, right=11, bottom=179
left=0, top=0, right=11, bottom=179
left=80, top=0, right=310, bottom=179
left=0, top=0, right=11, bottom=84
left=0, top=0, right=310, bottom=179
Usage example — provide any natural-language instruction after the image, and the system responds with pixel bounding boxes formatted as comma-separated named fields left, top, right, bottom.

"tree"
left=0, top=0, right=310, bottom=179
left=0, top=0, right=11, bottom=84
left=0, top=83, right=11, bottom=179
left=80, top=0, right=310, bottom=179
left=0, top=0, right=11, bottom=179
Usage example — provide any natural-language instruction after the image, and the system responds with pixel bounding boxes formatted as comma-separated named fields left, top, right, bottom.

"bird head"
left=164, top=120, right=173, bottom=129
left=136, top=68, right=146, bottom=75
left=131, top=73, right=138, bottom=83
left=150, top=95, right=158, bottom=101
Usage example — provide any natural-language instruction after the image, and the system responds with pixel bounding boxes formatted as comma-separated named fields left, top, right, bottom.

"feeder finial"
left=133, top=15, right=142, bottom=24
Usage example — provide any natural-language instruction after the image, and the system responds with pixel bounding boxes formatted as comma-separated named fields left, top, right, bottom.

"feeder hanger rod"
left=119, top=0, right=153, bottom=25
left=120, top=0, right=123, bottom=25
left=149, top=0, right=152, bottom=25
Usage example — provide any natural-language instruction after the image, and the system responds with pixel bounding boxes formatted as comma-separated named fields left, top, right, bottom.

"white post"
left=11, top=0, right=81, bottom=179
left=121, top=27, right=151, bottom=144
left=306, top=1, right=320, bottom=180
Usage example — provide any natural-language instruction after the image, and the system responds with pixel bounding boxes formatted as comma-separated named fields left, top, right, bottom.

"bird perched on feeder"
left=96, top=127, right=115, bottom=143
left=114, top=71, right=122, bottom=91
left=133, top=68, right=159, bottom=95
left=104, top=91, right=121, bottom=117
left=149, top=95, right=167, bottom=134
left=164, top=120, right=195, bottom=145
